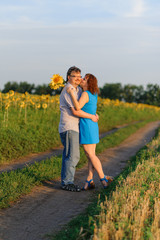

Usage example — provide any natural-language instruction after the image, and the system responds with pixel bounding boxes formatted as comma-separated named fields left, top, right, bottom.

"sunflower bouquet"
left=49, top=74, right=65, bottom=90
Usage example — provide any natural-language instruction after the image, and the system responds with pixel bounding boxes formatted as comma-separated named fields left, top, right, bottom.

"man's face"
left=68, top=71, right=82, bottom=87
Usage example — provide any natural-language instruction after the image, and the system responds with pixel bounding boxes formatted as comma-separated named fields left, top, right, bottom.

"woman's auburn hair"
left=85, top=73, right=100, bottom=95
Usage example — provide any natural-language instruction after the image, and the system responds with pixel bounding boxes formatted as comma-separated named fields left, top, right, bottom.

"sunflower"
left=20, top=101, right=25, bottom=108
left=9, top=90, right=15, bottom=97
left=36, top=103, right=41, bottom=109
left=3, top=93, right=10, bottom=99
left=49, top=74, right=65, bottom=90
left=5, top=102, right=10, bottom=110
left=42, top=103, right=47, bottom=109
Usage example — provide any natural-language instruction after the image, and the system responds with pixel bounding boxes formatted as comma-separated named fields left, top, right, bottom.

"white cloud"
left=125, top=0, right=147, bottom=17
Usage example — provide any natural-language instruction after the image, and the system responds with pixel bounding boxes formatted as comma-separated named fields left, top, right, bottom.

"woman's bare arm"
left=71, top=107, right=98, bottom=122
left=67, top=88, right=89, bottom=110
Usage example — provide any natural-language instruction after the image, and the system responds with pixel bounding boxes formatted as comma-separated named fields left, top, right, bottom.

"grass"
left=0, top=156, right=62, bottom=208
left=0, top=120, right=151, bottom=209
left=0, top=108, right=61, bottom=164
left=50, top=128, right=160, bottom=240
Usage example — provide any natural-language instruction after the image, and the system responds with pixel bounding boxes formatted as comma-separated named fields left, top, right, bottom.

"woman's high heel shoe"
left=100, top=175, right=113, bottom=189
left=82, top=179, right=95, bottom=191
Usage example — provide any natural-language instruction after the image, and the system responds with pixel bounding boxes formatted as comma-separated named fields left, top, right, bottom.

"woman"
left=67, top=73, right=113, bottom=190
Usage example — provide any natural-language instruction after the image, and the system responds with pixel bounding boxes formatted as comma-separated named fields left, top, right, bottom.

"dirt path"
left=0, top=121, right=160, bottom=240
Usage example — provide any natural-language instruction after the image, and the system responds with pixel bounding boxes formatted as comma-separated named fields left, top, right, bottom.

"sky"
left=0, top=0, right=160, bottom=90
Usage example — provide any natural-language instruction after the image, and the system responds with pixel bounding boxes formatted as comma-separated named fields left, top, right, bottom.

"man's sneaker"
left=61, top=184, right=81, bottom=192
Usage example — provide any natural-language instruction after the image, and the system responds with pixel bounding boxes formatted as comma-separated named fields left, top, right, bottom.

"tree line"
left=1, top=81, right=160, bottom=106
left=100, top=83, right=160, bottom=106
left=1, top=81, right=62, bottom=96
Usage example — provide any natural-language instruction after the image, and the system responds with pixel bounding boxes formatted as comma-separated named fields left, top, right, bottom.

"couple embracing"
left=59, top=66, right=113, bottom=192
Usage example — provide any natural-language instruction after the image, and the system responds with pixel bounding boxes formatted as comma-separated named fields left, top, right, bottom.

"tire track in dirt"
left=0, top=121, right=160, bottom=240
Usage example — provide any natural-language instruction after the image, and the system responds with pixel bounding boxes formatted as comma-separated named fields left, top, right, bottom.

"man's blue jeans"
left=60, top=130, right=80, bottom=186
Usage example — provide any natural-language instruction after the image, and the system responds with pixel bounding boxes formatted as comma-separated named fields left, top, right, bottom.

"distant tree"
left=122, top=84, right=145, bottom=103
left=155, top=86, right=160, bottom=106
left=2, top=81, right=19, bottom=93
left=134, top=85, right=145, bottom=103
left=55, top=87, right=63, bottom=95
left=100, top=83, right=123, bottom=100
left=2, top=81, right=63, bottom=96
left=2, top=81, right=35, bottom=93
left=34, top=84, right=53, bottom=95
left=17, top=82, right=35, bottom=93
left=143, top=84, right=160, bottom=106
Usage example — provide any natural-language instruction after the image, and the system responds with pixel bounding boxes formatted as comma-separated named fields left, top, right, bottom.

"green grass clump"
left=0, top=156, right=62, bottom=208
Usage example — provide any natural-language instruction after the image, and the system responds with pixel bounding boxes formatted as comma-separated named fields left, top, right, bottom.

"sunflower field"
left=0, top=90, right=160, bottom=164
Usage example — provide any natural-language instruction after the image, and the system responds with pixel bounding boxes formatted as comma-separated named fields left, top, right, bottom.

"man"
left=59, top=66, right=98, bottom=192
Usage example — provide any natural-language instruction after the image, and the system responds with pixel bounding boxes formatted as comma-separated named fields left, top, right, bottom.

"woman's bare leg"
left=83, top=144, right=108, bottom=187
left=83, top=157, right=95, bottom=189
left=87, top=159, right=94, bottom=179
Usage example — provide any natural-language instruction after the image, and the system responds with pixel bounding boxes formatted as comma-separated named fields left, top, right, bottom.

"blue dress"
left=80, top=91, right=99, bottom=144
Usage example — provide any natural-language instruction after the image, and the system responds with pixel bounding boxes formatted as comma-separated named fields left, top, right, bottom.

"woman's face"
left=80, top=76, right=88, bottom=89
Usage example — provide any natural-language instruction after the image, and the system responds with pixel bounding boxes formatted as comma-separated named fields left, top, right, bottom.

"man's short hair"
left=66, top=66, right=81, bottom=81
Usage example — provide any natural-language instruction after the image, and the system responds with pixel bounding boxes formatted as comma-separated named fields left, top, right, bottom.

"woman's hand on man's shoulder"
left=66, top=86, right=74, bottom=94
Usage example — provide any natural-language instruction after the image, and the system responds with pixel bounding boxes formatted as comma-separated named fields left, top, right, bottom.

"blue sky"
left=0, top=0, right=160, bottom=90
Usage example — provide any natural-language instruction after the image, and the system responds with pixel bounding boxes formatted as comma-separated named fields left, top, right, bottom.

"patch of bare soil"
left=0, top=121, right=160, bottom=240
